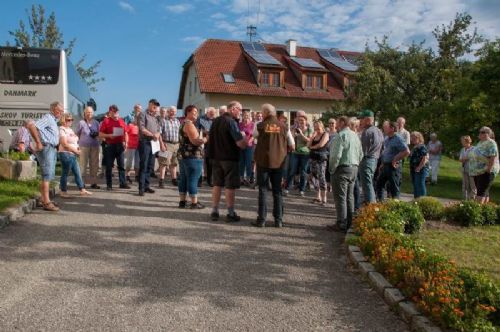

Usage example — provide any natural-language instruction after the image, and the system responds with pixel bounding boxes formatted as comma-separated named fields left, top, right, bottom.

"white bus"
left=0, top=46, right=94, bottom=151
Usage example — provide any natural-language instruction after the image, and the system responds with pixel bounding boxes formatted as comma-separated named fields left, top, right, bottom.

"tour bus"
left=0, top=46, right=94, bottom=151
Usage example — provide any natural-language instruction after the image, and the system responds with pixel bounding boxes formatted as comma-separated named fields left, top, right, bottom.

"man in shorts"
left=27, top=101, right=63, bottom=212
left=208, top=101, right=248, bottom=222
left=158, top=106, right=180, bottom=188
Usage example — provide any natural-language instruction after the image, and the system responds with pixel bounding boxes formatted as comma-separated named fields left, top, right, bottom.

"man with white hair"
left=197, top=107, right=217, bottom=186
left=252, top=103, right=293, bottom=228
left=218, top=105, right=227, bottom=116
left=158, top=106, right=180, bottom=188
left=397, top=117, right=410, bottom=146
left=27, top=101, right=64, bottom=211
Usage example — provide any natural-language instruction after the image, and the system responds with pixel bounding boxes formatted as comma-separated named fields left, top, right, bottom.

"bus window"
left=0, top=48, right=60, bottom=85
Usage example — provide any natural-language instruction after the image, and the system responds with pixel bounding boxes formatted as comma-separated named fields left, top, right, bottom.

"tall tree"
left=7, top=4, right=104, bottom=92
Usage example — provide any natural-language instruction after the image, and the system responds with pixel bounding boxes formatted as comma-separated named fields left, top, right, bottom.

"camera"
left=295, top=128, right=300, bottom=134
left=89, top=130, right=99, bottom=139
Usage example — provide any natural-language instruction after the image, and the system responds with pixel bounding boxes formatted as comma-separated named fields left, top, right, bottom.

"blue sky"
left=1, top=0, right=499, bottom=115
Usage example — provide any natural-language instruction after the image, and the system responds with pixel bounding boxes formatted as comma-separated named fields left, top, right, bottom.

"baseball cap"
left=149, top=98, right=160, bottom=106
left=358, top=110, right=374, bottom=118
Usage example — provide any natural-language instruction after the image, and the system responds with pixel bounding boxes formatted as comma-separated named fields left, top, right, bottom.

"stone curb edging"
left=0, top=188, right=56, bottom=230
left=345, top=229, right=442, bottom=332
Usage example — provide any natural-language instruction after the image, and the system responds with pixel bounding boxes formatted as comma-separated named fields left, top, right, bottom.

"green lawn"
left=401, top=156, right=500, bottom=203
left=0, top=179, right=40, bottom=212
left=416, top=225, right=500, bottom=284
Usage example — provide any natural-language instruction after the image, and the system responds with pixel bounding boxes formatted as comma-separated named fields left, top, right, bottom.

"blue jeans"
left=138, top=140, right=155, bottom=191
left=59, top=152, right=84, bottom=191
left=411, top=167, right=428, bottom=198
left=239, top=147, right=254, bottom=179
left=286, top=153, right=310, bottom=192
left=257, top=166, right=283, bottom=223
left=359, top=157, right=378, bottom=204
left=178, top=158, right=203, bottom=196
left=36, top=145, right=57, bottom=181
left=105, top=143, right=126, bottom=188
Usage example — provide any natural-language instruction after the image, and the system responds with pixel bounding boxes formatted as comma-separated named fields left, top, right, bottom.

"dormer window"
left=261, top=71, right=281, bottom=87
left=305, top=74, right=324, bottom=89
left=222, top=73, right=235, bottom=83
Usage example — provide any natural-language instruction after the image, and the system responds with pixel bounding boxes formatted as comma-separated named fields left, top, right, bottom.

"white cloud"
left=210, top=12, right=226, bottom=19
left=182, top=36, right=204, bottom=44
left=165, top=3, right=194, bottom=14
left=118, top=1, right=135, bottom=13
left=213, top=0, right=500, bottom=51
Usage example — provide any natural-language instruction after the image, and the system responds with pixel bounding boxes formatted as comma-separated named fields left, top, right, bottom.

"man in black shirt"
left=208, top=101, right=248, bottom=222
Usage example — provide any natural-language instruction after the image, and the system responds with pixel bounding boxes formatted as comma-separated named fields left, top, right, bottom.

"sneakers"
left=59, top=191, right=71, bottom=198
left=226, top=213, right=241, bottom=223
left=190, top=202, right=205, bottom=209
left=138, top=190, right=145, bottom=196
left=145, top=188, right=155, bottom=193
left=90, top=184, right=100, bottom=189
left=210, top=211, right=220, bottom=221
left=300, top=191, right=305, bottom=197
left=120, top=184, right=131, bottom=189
left=283, top=189, right=289, bottom=196
left=179, top=200, right=187, bottom=208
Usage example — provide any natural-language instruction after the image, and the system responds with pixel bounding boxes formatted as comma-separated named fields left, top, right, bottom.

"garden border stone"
left=344, top=227, right=442, bottom=332
left=0, top=187, right=56, bottom=230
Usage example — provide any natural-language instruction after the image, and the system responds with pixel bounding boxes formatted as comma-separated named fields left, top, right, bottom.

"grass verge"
left=401, top=156, right=500, bottom=203
left=0, top=179, right=39, bottom=212
left=416, top=224, right=500, bottom=285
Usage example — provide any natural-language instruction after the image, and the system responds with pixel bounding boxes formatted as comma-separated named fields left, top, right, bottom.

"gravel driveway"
left=0, top=184, right=408, bottom=331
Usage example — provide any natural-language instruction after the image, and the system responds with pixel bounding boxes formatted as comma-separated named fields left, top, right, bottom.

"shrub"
left=415, top=197, right=445, bottom=220
left=375, top=208, right=405, bottom=234
left=386, top=200, right=425, bottom=234
left=0, top=151, right=31, bottom=161
left=482, top=203, right=498, bottom=226
left=445, top=201, right=484, bottom=227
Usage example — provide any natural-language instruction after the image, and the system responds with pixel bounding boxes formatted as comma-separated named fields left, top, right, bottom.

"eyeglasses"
left=66, top=119, right=74, bottom=122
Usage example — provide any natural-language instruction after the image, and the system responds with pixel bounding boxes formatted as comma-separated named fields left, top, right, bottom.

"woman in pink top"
left=239, top=110, right=255, bottom=185
left=59, top=113, right=91, bottom=197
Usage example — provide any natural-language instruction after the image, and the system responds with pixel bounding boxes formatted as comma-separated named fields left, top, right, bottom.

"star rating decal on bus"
left=27, top=74, right=51, bottom=82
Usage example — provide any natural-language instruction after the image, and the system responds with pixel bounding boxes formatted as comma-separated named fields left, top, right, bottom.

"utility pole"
left=246, top=25, right=256, bottom=42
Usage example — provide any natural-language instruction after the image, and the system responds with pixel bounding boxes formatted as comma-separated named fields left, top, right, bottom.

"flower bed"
left=352, top=201, right=499, bottom=331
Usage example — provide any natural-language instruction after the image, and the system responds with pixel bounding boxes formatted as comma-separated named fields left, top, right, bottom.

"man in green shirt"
left=328, top=116, right=364, bottom=232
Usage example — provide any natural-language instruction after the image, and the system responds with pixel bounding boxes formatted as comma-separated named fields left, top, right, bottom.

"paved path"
left=0, top=183, right=408, bottom=331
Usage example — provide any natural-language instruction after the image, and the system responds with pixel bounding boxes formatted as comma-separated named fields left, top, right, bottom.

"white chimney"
left=286, top=39, right=297, bottom=57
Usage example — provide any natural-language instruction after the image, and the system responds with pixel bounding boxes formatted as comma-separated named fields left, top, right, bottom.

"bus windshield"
left=0, top=47, right=60, bottom=85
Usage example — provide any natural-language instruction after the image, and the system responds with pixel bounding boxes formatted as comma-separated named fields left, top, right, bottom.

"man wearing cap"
left=358, top=110, right=384, bottom=204
left=137, top=99, right=165, bottom=196
left=99, top=105, right=130, bottom=191
left=327, top=116, right=363, bottom=232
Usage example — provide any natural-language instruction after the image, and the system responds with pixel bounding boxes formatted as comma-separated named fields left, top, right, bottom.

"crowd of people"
left=12, top=100, right=499, bottom=230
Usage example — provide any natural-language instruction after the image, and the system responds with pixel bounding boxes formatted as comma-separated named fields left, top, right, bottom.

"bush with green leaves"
left=445, top=201, right=484, bottom=226
left=385, top=200, right=425, bottom=234
left=414, top=197, right=445, bottom=220
left=0, top=151, right=31, bottom=161
left=482, top=203, right=498, bottom=225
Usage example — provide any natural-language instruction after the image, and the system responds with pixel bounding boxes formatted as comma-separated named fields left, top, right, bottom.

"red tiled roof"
left=178, top=39, right=362, bottom=107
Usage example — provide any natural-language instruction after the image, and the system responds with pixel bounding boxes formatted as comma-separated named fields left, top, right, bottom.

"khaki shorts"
left=158, top=143, right=179, bottom=167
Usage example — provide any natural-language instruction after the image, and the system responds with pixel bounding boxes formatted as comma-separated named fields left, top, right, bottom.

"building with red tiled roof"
left=177, top=39, right=361, bottom=121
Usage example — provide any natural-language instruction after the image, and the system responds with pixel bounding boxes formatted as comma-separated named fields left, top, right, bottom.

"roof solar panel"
left=241, top=42, right=282, bottom=66
left=291, top=57, right=325, bottom=69
left=317, top=49, right=358, bottom=71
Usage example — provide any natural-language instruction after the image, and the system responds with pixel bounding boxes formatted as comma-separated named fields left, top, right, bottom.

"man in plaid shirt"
left=158, top=106, right=181, bottom=187
left=9, top=120, right=33, bottom=153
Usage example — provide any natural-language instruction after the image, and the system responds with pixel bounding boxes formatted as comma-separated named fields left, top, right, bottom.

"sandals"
left=60, top=191, right=71, bottom=198
left=311, top=198, right=322, bottom=204
left=42, top=201, right=60, bottom=212
left=80, top=189, right=92, bottom=196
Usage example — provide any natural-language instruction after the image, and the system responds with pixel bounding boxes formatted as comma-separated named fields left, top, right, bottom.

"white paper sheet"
left=151, top=140, right=160, bottom=154
left=112, top=127, right=124, bottom=137
left=158, top=150, right=171, bottom=158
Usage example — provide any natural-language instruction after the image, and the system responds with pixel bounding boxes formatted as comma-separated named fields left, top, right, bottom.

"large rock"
left=0, top=157, right=37, bottom=180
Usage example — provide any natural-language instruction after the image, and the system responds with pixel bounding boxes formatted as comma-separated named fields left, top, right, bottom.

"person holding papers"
left=137, top=99, right=165, bottom=196
left=99, top=104, right=130, bottom=191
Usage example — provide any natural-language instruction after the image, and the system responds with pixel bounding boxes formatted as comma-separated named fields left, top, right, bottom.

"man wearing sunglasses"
left=99, top=104, right=130, bottom=191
